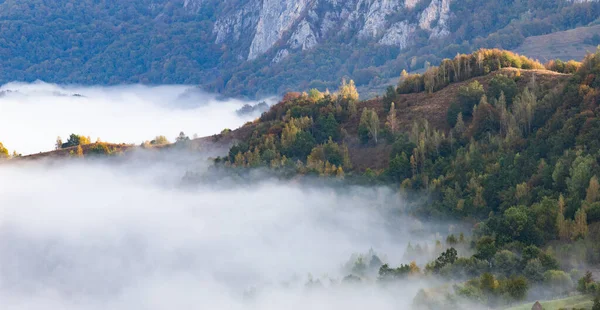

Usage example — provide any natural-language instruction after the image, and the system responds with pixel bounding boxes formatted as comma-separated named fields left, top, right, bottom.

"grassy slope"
left=505, top=295, right=594, bottom=310
left=513, top=25, right=600, bottom=63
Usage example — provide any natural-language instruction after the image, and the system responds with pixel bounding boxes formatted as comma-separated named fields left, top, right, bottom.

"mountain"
left=0, top=0, right=599, bottom=98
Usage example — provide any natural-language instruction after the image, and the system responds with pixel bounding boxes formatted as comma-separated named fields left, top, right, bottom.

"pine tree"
left=454, top=113, right=466, bottom=137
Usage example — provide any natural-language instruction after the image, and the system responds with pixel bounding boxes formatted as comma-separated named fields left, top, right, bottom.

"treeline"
left=396, top=49, right=544, bottom=95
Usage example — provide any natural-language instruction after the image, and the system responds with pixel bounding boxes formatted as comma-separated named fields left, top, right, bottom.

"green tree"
left=88, top=143, right=111, bottom=155
left=524, top=259, right=545, bottom=282
left=567, top=155, right=596, bottom=200
left=387, top=152, right=411, bottom=182
left=314, top=113, right=340, bottom=143
left=447, top=102, right=462, bottom=127
left=62, top=134, right=90, bottom=148
left=487, top=74, right=518, bottom=104
left=457, top=81, right=485, bottom=117
left=593, top=295, right=600, bottom=310
left=432, top=248, right=458, bottom=273
left=288, top=131, right=316, bottom=158
left=475, top=236, right=497, bottom=261
left=504, top=275, right=528, bottom=301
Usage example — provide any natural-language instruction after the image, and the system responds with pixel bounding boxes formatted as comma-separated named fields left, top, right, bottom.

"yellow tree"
left=0, top=142, right=8, bottom=159
left=586, top=176, right=600, bottom=204
left=385, top=102, right=398, bottom=134
left=338, top=79, right=359, bottom=101
left=75, top=145, right=84, bottom=158
left=573, top=208, right=588, bottom=240
left=557, top=195, right=569, bottom=240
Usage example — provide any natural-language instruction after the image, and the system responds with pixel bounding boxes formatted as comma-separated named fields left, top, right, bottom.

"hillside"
left=212, top=67, right=569, bottom=171
left=0, top=0, right=598, bottom=98
left=514, top=24, right=600, bottom=62
left=200, top=48, right=600, bottom=308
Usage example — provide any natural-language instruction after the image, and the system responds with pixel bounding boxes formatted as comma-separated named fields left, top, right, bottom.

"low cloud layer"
left=0, top=82, right=271, bottom=155
left=0, top=154, right=437, bottom=310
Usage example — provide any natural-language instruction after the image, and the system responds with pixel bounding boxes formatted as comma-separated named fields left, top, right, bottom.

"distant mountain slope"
left=0, top=0, right=598, bottom=98
left=513, top=24, right=600, bottom=62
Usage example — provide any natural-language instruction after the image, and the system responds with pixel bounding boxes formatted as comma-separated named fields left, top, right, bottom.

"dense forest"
left=195, top=48, right=600, bottom=308
left=0, top=0, right=599, bottom=98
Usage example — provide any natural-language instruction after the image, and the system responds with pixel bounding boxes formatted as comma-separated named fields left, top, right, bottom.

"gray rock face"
left=206, top=0, right=457, bottom=63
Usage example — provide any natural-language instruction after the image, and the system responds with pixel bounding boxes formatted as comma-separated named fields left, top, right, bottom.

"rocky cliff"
left=203, top=0, right=453, bottom=63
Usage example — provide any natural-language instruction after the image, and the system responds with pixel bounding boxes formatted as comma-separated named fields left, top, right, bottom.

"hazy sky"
left=0, top=82, right=271, bottom=155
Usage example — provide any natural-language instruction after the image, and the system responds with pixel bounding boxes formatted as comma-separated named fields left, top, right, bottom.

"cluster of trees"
left=216, top=81, right=361, bottom=177
left=56, top=134, right=91, bottom=149
left=215, top=48, right=600, bottom=308
left=397, top=49, right=544, bottom=95
left=0, top=141, right=21, bottom=159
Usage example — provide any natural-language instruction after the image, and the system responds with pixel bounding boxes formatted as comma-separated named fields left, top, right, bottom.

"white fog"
left=0, top=83, right=473, bottom=310
left=0, top=155, right=440, bottom=310
left=0, top=82, right=272, bottom=155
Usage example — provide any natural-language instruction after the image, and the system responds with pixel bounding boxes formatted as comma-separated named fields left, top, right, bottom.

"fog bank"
left=0, top=154, right=442, bottom=310
left=0, top=82, right=272, bottom=155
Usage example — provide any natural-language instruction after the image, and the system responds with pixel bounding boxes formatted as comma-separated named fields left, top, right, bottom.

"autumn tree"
left=151, top=135, right=170, bottom=145
left=0, top=142, right=8, bottom=159
left=55, top=136, right=63, bottom=150
left=385, top=102, right=398, bottom=135
left=586, top=176, right=600, bottom=204
left=557, top=195, right=569, bottom=241
left=308, top=88, right=324, bottom=102
left=338, top=79, right=359, bottom=101
left=75, top=145, right=84, bottom=158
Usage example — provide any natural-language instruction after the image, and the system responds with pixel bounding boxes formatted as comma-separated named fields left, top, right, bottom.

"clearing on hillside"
left=513, top=25, right=600, bottom=62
